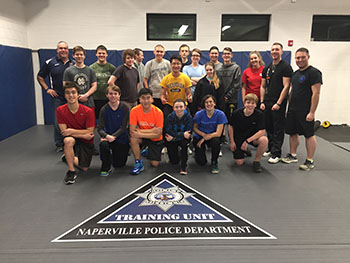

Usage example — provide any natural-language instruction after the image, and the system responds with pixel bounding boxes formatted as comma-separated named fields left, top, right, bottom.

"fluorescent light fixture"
left=178, top=25, right=189, bottom=36
left=222, top=25, right=231, bottom=32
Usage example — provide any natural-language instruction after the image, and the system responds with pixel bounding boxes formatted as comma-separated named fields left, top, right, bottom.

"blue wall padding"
left=38, top=49, right=290, bottom=124
left=0, top=45, right=36, bottom=141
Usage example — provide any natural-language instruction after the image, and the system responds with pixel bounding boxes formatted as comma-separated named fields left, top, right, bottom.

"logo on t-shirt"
left=298, top=75, right=306, bottom=84
left=74, top=73, right=88, bottom=91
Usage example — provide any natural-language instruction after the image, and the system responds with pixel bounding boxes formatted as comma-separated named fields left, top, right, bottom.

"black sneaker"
left=55, top=146, right=63, bottom=153
left=253, top=161, right=262, bottom=173
left=211, top=163, right=219, bottom=174
left=61, top=154, right=66, bottom=163
left=64, top=170, right=77, bottom=185
left=281, top=153, right=298, bottom=164
left=299, top=159, right=315, bottom=171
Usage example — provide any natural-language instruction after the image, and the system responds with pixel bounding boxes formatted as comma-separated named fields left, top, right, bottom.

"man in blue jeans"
left=37, top=41, right=73, bottom=152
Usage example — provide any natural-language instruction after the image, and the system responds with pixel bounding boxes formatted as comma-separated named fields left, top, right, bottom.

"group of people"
left=37, top=41, right=322, bottom=185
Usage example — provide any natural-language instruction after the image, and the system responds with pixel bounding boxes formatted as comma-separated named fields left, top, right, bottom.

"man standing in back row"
left=281, top=48, right=322, bottom=171
left=89, top=45, right=116, bottom=119
left=143, top=44, right=171, bottom=111
left=37, top=41, right=73, bottom=152
left=260, top=42, right=293, bottom=164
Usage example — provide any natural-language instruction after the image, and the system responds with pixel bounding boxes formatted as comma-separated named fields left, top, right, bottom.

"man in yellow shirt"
left=160, top=54, right=192, bottom=118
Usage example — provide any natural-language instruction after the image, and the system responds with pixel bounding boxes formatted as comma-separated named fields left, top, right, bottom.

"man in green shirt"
left=90, top=45, right=116, bottom=119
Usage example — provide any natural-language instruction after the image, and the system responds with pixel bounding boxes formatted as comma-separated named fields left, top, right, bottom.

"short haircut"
left=154, top=44, right=165, bottom=50
left=272, top=42, right=283, bottom=50
left=170, top=54, right=182, bottom=63
left=122, top=49, right=135, bottom=62
left=244, top=93, right=258, bottom=104
left=201, top=94, right=216, bottom=108
left=179, top=44, right=190, bottom=51
left=138, top=87, right=153, bottom=97
left=57, top=41, right=68, bottom=47
left=296, top=47, right=309, bottom=55
left=73, top=45, right=86, bottom=55
left=134, top=48, right=143, bottom=56
left=96, top=45, right=107, bottom=53
left=223, top=47, right=232, bottom=53
left=191, top=48, right=202, bottom=57
left=173, top=99, right=186, bottom=107
left=106, top=85, right=121, bottom=95
left=63, top=81, right=79, bottom=93
left=209, top=46, right=219, bottom=53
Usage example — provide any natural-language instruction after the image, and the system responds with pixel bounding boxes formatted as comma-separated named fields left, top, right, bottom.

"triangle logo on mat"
left=52, top=173, right=275, bottom=242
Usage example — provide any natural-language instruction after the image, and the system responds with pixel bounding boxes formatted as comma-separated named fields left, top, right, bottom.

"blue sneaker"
left=141, top=147, right=149, bottom=157
left=131, top=160, right=144, bottom=175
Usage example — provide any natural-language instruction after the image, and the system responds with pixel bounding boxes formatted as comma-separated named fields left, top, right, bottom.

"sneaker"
left=211, top=163, right=220, bottom=174
left=61, top=154, right=66, bottom=163
left=141, top=147, right=149, bottom=157
left=64, top=170, right=77, bottom=185
left=252, top=161, right=262, bottom=173
left=268, top=155, right=280, bottom=164
left=263, top=151, right=271, bottom=157
left=55, top=146, right=63, bottom=153
left=161, top=147, right=167, bottom=154
left=100, top=168, right=112, bottom=177
left=131, top=160, right=144, bottom=175
left=299, top=159, right=315, bottom=171
left=244, top=148, right=252, bottom=157
left=180, top=169, right=187, bottom=175
left=188, top=148, right=193, bottom=155
left=281, top=153, right=298, bottom=164
left=219, top=150, right=223, bottom=157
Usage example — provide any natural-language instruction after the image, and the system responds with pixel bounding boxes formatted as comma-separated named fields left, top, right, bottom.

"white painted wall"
left=3, top=0, right=350, bottom=124
left=0, top=0, right=27, bottom=47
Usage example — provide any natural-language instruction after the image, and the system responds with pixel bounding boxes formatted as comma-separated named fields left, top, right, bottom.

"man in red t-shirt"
left=56, top=82, right=95, bottom=184
left=129, top=88, right=163, bottom=175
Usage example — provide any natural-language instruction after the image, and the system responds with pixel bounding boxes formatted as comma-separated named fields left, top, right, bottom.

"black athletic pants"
left=263, top=101, right=286, bottom=158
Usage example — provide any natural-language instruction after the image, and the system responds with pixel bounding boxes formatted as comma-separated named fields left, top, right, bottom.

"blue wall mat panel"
left=0, top=45, right=36, bottom=141
left=38, top=49, right=290, bottom=124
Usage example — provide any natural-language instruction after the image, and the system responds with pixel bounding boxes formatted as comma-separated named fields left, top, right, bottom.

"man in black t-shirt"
left=260, top=42, right=293, bottom=164
left=108, top=49, right=140, bottom=109
left=281, top=48, right=322, bottom=171
left=228, top=94, right=268, bottom=173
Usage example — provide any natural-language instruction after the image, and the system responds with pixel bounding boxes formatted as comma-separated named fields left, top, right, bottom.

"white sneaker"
left=268, top=156, right=280, bottom=164
left=161, top=147, right=167, bottom=154
left=263, top=151, right=271, bottom=157
left=219, top=150, right=223, bottom=157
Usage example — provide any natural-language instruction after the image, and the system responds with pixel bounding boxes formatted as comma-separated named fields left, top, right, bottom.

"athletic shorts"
left=285, top=111, right=314, bottom=138
left=232, top=138, right=257, bottom=160
left=74, top=139, right=94, bottom=168
left=142, top=139, right=163, bottom=161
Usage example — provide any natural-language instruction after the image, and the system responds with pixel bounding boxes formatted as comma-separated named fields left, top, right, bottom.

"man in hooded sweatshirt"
left=216, top=47, right=241, bottom=121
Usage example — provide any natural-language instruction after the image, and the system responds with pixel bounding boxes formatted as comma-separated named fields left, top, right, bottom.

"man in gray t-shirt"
left=143, top=44, right=171, bottom=111
left=63, top=46, right=97, bottom=108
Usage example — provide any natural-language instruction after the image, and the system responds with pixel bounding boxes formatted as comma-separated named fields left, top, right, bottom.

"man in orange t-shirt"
left=129, top=88, right=163, bottom=175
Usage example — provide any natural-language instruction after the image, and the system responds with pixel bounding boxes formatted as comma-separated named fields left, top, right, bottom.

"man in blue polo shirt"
left=37, top=41, right=73, bottom=152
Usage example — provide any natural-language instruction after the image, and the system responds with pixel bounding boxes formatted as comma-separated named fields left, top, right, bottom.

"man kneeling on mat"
left=57, top=82, right=95, bottom=184
left=228, top=94, right=268, bottom=173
